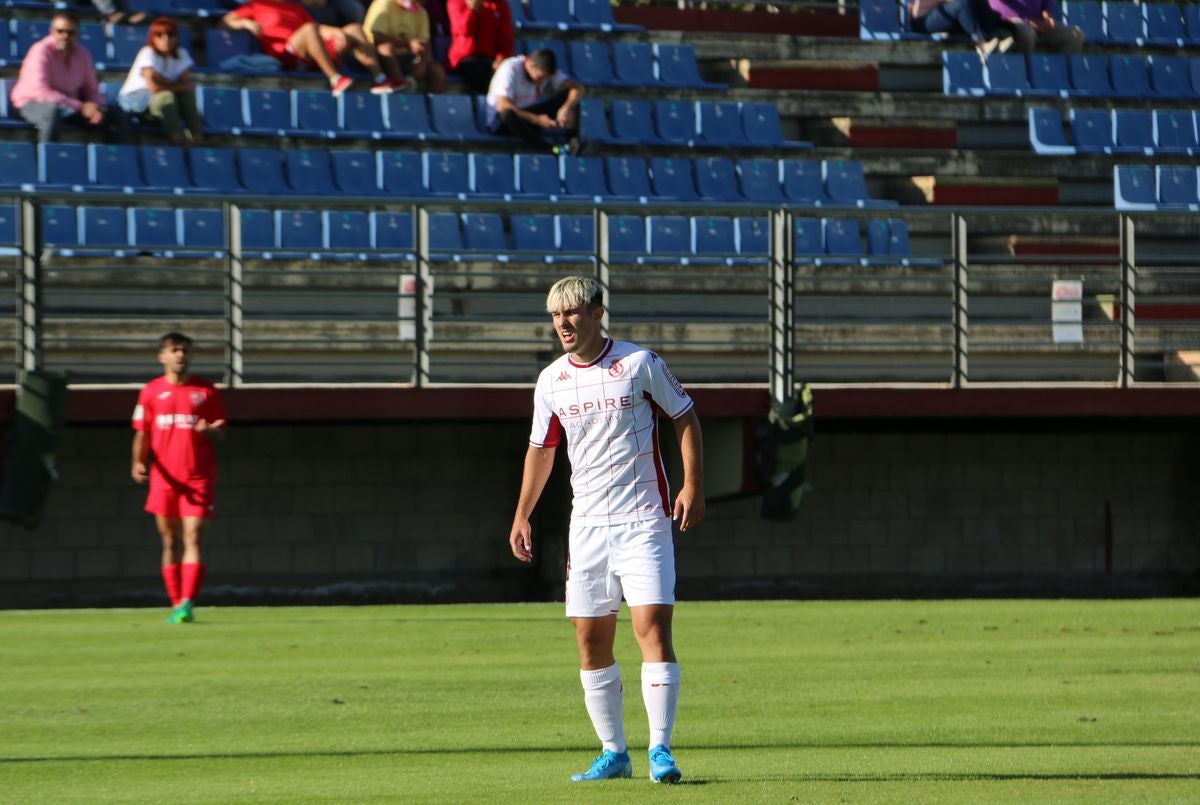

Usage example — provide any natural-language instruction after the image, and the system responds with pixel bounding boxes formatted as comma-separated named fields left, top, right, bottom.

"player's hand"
left=195, top=418, right=226, bottom=434
left=555, top=106, right=573, bottom=127
left=533, top=113, right=555, bottom=129
left=509, top=519, right=533, bottom=563
left=244, top=20, right=262, bottom=36
left=672, top=485, right=705, bottom=532
left=131, top=461, right=148, bottom=483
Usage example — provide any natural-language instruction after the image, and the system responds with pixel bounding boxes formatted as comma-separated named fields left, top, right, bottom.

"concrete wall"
left=1, top=420, right=1197, bottom=608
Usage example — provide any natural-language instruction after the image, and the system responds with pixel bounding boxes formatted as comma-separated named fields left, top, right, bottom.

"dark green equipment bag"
left=757, top=384, right=814, bottom=522
left=0, top=371, right=69, bottom=529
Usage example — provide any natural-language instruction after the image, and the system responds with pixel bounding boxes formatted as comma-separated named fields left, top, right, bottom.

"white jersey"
left=485, top=54, right=571, bottom=126
left=529, top=339, right=694, bottom=526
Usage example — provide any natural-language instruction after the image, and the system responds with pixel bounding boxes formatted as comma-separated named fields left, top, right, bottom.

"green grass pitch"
left=2, top=599, right=1198, bottom=804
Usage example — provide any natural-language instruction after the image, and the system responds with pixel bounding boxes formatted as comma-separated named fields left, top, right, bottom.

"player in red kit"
left=131, top=332, right=226, bottom=624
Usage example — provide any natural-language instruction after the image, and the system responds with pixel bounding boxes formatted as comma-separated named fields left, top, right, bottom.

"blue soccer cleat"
left=569, top=749, right=633, bottom=782
left=648, top=744, right=681, bottom=784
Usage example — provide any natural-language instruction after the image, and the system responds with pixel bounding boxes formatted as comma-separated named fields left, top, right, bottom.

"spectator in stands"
left=445, top=0, right=514, bottom=94
left=117, top=17, right=204, bottom=147
left=222, top=0, right=393, bottom=95
left=364, top=0, right=447, bottom=93
left=909, top=0, right=1008, bottom=60
left=9, top=10, right=128, bottom=143
left=988, top=0, right=1084, bottom=54
left=90, top=0, right=149, bottom=26
left=486, top=48, right=585, bottom=154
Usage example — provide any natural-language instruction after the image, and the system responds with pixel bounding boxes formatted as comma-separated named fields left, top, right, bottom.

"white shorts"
left=565, top=518, right=676, bottom=618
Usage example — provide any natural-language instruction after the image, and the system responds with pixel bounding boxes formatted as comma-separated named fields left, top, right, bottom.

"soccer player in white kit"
left=509, top=276, right=705, bottom=784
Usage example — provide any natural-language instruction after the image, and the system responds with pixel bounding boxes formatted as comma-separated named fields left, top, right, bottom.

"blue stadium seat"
left=860, top=0, right=904, bottom=40
left=985, top=52, right=1031, bottom=95
left=573, top=0, right=642, bottom=31
left=1028, top=107, right=1076, bottom=155
left=556, top=214, right=595, bottom=254
left=561, top=156, right=608, bottom=199
left=782, top=159, right=828, bottom=205
left=89, top=144, right=144, bottom=190
left=292, top=89, right=339, bottom=138
left=1109, top=55, right=1151, bottom=99
left=41, top=206, right=79, bottom=248
left=1154, top=110, right=1199, bottom=155
left=1068, top=54, right=1112, bottom=96
left=338, top=92, right=387, bottom=139
left=131, top=207, right=178, bottom=248
left=430, top=94, right=489, bottom=141
left=944, top=51, right=986, bottom=96
left=865, top=219, right=932, bottom=265
left=323, top=210, right=372, bottom=256
left=38, top=143, right=88, bottom=187
left=461, top=212, right=508, bottom=258
left=608, top=215, right=646, bottom=261
left=14, top=20, right=46, bottom=59
left=737, top=159, right=784, bottom=204
left=1027, top=54, right=1070, bottom=97
left=372, top=211, right=414, bottom=256
left=1063, top=0, right=1104, bottom=42
left=610, top=98, right=661, bottom=145
left=0, top=79, right=23, bottom=127
left=203, top=29, right=258, bottom=68
left=822, top=218, right=864, bottom=264
left=883, top=219, right=917, bottom=260
left=471, top=152, right=516, bottom=197
left=1156, top=165, right=1199, bottom=209
left=139, top=145, right=188, bottom=190
left=515, top=153, right=562, bottom=197
left=198, top=86, right=245, bottom=135
left=277, top=209, right=323, bottom=251
left=735, top=217, right=770, bottom=258
left=508, top=0, right=531, bottom=29
left=384, top=93, right=434, bottom=140
left=427, top=212, right=463, bottom=256
left=579, top=98, right=624, bottom=145
left=696, top=101, right=747, bottom=147
left=425, top=151, right=471, bottom=197
left=1113, top=165, right=1156, bottom=210
left=1186, top=5, right=1200, bottom=45
left=169, top=0, right=228, bottom=18
left=237, top=148, right=288, bottom=194
left=605, top=156, right=652, bottom=200
left=1192, top=59, right=1200, bottom=97
left=510, top=214, right=557, bottom=258
left=612, top=42, right=659, bottom=87
left=1144, top=2, right=1185, bottom=46
left=1070, top=108, right=1115, bottom=153
left=80, top=206, right=129, bottom=248
left=179, top=208, right=225, bottom=251
left=825, top=160, right=893, bottom=207
left=654, top=44, right=726, bottom=89
left=239, top=209, right=277, bottom=253
left=77, top=23, right=109, bottom=68
left=649, top=157, right=698, bottom=201
left=285, top=149, right=338, bottom=195
left=1148, top=56, right=1194, bottom=99
left=1112, top=109, right=1155, bottom=155
left=110, top=25, right=147, bottom=68
left=569, top=40, right=624, bottom=87
left=378, top=151, right=426, bottom=195
left=1103, top=1, right=1144, bottom=45
left=653, top=100, right=697, bottom=146
left=188, top=147, right=239, bottom=193
left=691, top=216, right=737, bottom=264
left=740, top=102, right=812, bottom=150
left=0, top=142, right=36, bottom=187
left=695, top=157, right=741, bottom=202
left=792, top=218, right=822, bottom=261
left=331, top=149, right=383, bottom=195
left=243, top=89, right=291, bottom=136
left=0, top=21, right=12, bottom=68
left=866, top=218, right=891, bottom=258
left=646, top=216, right=691, bottom=262
left=526, top=0, right=578, bottom=30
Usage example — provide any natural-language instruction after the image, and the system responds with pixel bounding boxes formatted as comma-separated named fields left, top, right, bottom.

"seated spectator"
left=223, top=0, right=393, bottom=95
left=364, top=0, right=446, bottom=93
left=10, top=10, right=127, bottom=143
left=486, top=48, right=584, bottom=154
left=988, top=0, right=1083, bottom=54
left=90, top=0, right=149, bottom=26
left=909, top=0, right=1008, bottom=60
left=446, top=0, right=514, bottom=94
left=117, top=17, right=203, bottom=147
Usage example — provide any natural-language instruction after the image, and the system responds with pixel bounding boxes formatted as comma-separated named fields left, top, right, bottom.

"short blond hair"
left=546, top=276, right=603, bottom=313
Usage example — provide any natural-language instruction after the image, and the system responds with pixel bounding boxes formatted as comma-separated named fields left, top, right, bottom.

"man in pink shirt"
left=10, top=10, right=127, bottom=142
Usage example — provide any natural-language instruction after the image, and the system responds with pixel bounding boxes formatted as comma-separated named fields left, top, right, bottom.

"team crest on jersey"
left=557, top=371, right=571, bottom=382
left=608, top=359, right=624, bottom=377
left=191, top=391, right=206, bottom=407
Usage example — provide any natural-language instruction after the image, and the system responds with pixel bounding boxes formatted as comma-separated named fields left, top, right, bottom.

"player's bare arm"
left=131, top=431, right=150, bottom=483
left=509, top=444, right=556, bottom=562
left=195, top=418, right=227, bottom=438
left=672, top=409, right=705, bottom=532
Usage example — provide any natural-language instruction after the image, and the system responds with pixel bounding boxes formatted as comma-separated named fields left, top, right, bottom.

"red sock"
left=180, top=562, right=206, bottom=603
left=162, top=563, right=182, bottom=606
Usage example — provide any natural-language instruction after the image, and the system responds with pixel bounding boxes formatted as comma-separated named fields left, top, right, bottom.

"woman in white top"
left=118, top=17, right=203, bottom=146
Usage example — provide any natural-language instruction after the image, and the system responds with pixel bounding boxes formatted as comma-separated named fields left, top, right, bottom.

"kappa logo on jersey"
left=557, top=371, right=572, bottom=382
left=608, top=358, right=624, bottom=378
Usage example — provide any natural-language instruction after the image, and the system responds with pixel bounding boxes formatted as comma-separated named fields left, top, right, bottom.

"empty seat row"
left=582, top=98, right=811, bottom=150
left=945, top=52, right=1200, bottom=99
left=1030, top=107, right=1200, bottom=156
left=0, top=20, right=192, bottom=71
left=512, top=0, right=643, bottom=33
left=1114, top=164, right=1200, bottom=211
left=0, top=141, right=893, bottom=206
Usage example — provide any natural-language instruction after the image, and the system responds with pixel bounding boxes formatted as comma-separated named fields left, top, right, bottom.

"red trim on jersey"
left=567, top=338, right=613, bottom=369
left=645, top=392, right=672, bottom=515
left=539, top=412, right=564, bottom=448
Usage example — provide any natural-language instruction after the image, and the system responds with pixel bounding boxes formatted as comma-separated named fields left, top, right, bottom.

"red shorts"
left=145, top=477, right=215, bottom=519
left=279, top=37, right=340, bottom=71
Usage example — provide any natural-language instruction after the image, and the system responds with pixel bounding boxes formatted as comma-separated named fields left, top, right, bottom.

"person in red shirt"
left=131, top=332, right=226, bottom=624
left=446, top=0, right=513, bottom=94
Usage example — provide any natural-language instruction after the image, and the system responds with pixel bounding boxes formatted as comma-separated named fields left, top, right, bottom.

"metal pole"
left=768, top=208, right=794, bottom=406
left=414, top=204, right=431, bottom=387
left=18, top=198, right=41, bottom=376
left=225, top=201, right=244, bottom=387
left=951, top=212, right=969, bottom=387
left=1119, top=214, right=1136, bottom=388
left=596, top=208, right=610, bottom=337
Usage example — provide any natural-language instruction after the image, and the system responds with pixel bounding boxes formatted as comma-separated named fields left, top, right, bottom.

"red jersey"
left=132, top=376, right=225, bottom=483
left=446, top=0, right=514, bottom=70
left=230, top=0, right=314, bottom=59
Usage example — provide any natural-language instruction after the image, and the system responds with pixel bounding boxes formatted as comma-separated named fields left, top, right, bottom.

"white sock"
left=642, top=662, right=680, bottom=749
left=580, top=663, right=626, bottom=754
